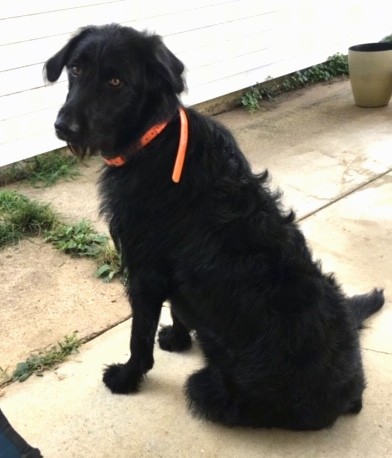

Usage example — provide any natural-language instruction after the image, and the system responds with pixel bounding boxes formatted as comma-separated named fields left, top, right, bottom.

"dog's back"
left=100, top=107, right=384, bottom=429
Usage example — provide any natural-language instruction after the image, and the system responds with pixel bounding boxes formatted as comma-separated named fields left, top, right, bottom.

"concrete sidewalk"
left=1, top=80, right=391, bottom=457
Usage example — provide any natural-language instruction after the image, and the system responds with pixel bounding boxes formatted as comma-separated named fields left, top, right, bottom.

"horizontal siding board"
left=3, top=0, right=119, bottom=19
left=1, top=0, right=242, bottom=45
left=125, top=2, right=275, bottom=38
left=0, top=133, right=63, bottom=167
left=1, top=107, right=58, bottom=145
left=0, top=35, right=72, bottom=72
left=0, top=85, right=66, bottom=121
left=183, top=52, right=330, bottom=107
left=3, top=0, right=230, bottom=20
left=0, top=65, right=50, bottom=97
left=186, top=48, right=276, bottom=89
left=179, top=30, right=275, bottom=71
left=164, top=13, right=275, bottom=54
left=1, top=12, right=275, bottom=72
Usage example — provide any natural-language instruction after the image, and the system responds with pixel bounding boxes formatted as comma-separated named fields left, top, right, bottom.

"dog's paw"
left=158, top=325, right=192, bottom=352
left=346, top=398, right=363, bottom=415
left=103, top=363, right=143, bottom=394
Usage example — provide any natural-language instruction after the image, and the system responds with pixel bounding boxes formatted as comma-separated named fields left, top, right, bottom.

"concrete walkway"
left=1, top=80, right=391, bottom=457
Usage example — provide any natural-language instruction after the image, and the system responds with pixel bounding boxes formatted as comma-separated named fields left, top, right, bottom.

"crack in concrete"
left=297, top=168, right=392, bottom=222
left=363, top=348, right=392, bottom=356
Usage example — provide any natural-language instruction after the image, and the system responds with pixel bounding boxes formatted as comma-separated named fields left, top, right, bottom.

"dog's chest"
left=101, top=174, right=194, bottom=252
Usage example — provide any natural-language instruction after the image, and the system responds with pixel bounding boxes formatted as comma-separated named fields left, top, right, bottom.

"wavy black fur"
left=45, top=24, right=385, bottom=430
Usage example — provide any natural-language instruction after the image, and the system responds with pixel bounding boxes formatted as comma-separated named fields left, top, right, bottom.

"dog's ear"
left=148, top=36, right=185, bottom=94
left=44, top=27, right=93, bottom=82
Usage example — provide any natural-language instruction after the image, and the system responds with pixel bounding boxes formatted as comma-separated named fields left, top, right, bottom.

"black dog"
left=45, top=24, right=385, bottom=430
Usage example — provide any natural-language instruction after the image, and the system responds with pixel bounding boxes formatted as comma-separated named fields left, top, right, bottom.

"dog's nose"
left=54, top=118, right=80, bottom=140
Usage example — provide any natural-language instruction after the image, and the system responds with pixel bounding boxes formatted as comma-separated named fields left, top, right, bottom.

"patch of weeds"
left=28, top=151, right=80, bottom=187
left=11, top=332, right=81, bottom=383
left=95, top=242, right=122, bottom=282
left=241, top=86, right=263, bottom=112
left=241, top=53, right=349, bottom=111
left=0, top=191, right=58, bottom=248
left=45, top=220, right=108, bottom=258
left=381, top=34, right=392, bottom=43
left=279, top=53, right=349, bottom=92
left=0, top=222, right=19, bottom=247
left=45, top=220, right=122, bottom=280
left=0, top=190, right=120, bottom=281
left=0, top=149, right=80, bottom=188
left=327, top=52, right=349, bottom=76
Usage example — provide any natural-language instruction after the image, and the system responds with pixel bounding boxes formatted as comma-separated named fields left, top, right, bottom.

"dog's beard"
left=66, top=129, right=121, bottom=160
left=67, top=143, right=99, bottom=159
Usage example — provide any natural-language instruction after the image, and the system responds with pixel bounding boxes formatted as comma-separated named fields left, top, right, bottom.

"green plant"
left=327, top=52, right=349, bottom=76
left=95, top=242, right=122, bottom=282
left=241, top=86, right=263, bottom=112
left=0, top=149, right=80, bottom=187
left=29, top=152, right=80, bottom=187
left=241, top=53, right=349, bottom=110
left=0, top=191, right=58, bottom=247
left=45, top=220, right=108, bottom=257
left=381, top=34, right=392, bottom=43
left=0, top=191, right=122, bottom=283
left=280, top=53, right=349, bottom=92
left=11, top=332, right=81, bottom=383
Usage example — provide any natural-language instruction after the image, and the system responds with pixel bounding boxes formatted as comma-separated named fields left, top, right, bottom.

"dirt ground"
left=0, top=157, right=128, bottom=374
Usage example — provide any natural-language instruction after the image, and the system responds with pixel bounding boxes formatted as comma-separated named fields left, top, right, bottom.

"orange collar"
left=103, top=107, right=188, bottom=183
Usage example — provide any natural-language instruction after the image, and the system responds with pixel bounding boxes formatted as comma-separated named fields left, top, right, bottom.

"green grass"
left=0, top=191, right=58, bottom=247
left=29, top=152, right=80, bottom=187
left=0, top=332, right=81, bottom=385
left=0, top=149, right=80, bottom=187
left=0, top=190, right=122, bottom=281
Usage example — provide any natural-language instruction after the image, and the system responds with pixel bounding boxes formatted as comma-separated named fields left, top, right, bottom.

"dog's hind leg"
left=186, top=365, right=341, bottom=429
left=158, top=309, right=192, bottom=352
left=103, top=275, right=165, bottom=394
left=186, top=365, right=242, bottom=426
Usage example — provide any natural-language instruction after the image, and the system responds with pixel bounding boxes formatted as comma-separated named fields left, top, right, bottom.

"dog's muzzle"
left=54, top=115, right=81, bottom=142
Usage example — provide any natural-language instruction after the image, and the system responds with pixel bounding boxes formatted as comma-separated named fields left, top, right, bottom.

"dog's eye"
left=108, top=77, right=122, bottom=88
left=70, top=65, right=82, bottom=77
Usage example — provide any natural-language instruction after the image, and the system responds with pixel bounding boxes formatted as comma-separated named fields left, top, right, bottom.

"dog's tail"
left=348, top=288, right=385, bottom=327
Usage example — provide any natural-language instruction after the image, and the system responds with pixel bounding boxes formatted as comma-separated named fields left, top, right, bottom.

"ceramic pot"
left=348, top=42, right=392, bottom=107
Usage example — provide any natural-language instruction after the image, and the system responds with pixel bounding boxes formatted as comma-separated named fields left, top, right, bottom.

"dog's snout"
left=54, top=116, right=80, bottom=140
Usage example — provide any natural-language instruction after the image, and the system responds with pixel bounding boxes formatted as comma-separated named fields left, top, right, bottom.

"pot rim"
left=349, top=42, right=392, bottom=52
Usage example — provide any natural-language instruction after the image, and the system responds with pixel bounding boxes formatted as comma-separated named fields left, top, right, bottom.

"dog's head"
left=44, top=24, right=185, bottom=158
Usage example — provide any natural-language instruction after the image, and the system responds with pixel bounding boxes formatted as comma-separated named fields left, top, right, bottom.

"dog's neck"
left=103, top=107, right=188, bottom=183
left=103, top=120, right=169, bottom=167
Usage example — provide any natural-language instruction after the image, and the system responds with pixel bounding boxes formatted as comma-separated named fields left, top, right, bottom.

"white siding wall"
left=1, top=0, right=390, bottom=167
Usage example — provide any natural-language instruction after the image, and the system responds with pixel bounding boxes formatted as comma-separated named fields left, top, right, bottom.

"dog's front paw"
left=103, top=363, right=143, bottom=394
left=158, top=325, right=192, bottom=352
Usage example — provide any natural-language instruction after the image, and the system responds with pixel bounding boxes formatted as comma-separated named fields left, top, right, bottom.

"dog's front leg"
left=158, top=309, right=192, bottom=352
left=103, top=276, right=164, bottom=394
